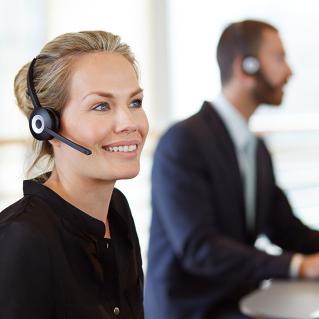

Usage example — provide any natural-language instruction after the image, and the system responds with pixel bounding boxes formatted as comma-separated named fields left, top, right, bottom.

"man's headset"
left=241, top=55, right=260, bottom=75
left=241, top=53, right=279, bottom=93
left=232, top=21, right=280, bottom=105
left=27, top=57, right=92, bottom=155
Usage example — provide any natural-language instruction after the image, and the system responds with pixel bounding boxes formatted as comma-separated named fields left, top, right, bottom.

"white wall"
left=166, top=0, right=319, bottom=132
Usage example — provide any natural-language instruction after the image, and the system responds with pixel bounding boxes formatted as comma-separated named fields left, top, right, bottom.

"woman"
left=0, top=31, right=148, bottom=318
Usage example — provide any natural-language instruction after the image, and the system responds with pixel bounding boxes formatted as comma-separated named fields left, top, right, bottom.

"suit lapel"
left=198, top=102, right=247, bottom=236
left=254, top=139, right=271, bottom=237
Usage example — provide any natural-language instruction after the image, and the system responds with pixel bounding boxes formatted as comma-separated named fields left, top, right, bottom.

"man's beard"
left=252, top=72, right=286, bottom=106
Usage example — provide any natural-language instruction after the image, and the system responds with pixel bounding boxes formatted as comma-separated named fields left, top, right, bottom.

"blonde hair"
left=14, top=31, right=139, bottom=180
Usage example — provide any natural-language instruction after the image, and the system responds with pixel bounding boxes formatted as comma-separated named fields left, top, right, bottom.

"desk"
left=240, top=280, right=319, bottom=319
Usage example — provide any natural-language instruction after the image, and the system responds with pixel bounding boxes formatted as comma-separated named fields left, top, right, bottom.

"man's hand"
left=299, top=253, right=319, bottom=279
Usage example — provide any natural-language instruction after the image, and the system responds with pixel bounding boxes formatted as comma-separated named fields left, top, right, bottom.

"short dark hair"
left=216, top=20, right=277, bottom=85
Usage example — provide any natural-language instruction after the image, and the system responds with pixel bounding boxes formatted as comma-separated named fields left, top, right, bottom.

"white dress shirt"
left=213, top=93, right=255, bottom=176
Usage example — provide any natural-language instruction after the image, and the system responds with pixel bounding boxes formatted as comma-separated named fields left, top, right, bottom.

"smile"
left=104, top=144, right=138, bottom=153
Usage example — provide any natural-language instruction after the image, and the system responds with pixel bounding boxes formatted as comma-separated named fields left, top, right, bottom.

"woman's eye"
left=93, top=102, right=110, bottom=111
left=130, top=99, right=143, bottom=109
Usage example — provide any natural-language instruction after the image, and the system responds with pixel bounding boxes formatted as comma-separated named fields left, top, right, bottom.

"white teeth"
left=106, top=144, right=137, bottom=153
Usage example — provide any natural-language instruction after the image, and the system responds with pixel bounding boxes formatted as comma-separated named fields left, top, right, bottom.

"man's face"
left=252, top=29, right=292, bottom=106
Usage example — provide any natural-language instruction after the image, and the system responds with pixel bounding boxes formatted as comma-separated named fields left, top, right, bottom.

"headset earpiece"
left=242, top=56, right=260, bottom=75
left=29, top=107, right=60, bottom=140
left=27, top=57, right=60, bottom=141
left=26, top=56, right=91, bottom=155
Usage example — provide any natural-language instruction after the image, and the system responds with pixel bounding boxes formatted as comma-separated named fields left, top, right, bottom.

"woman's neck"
left=43, top=169, right=114, bottom=237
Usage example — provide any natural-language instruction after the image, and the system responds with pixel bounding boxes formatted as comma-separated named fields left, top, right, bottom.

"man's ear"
left=233, top=56, right=256, bottom=88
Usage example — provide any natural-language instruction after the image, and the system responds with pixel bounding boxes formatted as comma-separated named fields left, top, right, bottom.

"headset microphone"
left=27, top=57, right=92, bottom=155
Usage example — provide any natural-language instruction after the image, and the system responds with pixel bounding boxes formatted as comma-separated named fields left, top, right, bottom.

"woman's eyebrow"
left=130, top=88, right=144, bottom=97
left=82, top=91, right=113, bottom=101
left=82, top=88, right=144, bottom=101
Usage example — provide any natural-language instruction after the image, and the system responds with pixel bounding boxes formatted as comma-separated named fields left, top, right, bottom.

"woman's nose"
left=114, top=107, right=138, bottom=134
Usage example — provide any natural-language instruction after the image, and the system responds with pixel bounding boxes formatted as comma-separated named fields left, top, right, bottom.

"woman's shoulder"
left=0, top=194, right=58, bottom=238
left=1, top=196, right=30, bottom=220
left=0, top=197, right=53, bottom=289
left=0, top=199, right=49, bottom=260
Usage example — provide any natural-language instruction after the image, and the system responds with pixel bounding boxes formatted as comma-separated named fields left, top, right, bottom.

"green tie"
left=243, top=135, right=257, bottom=232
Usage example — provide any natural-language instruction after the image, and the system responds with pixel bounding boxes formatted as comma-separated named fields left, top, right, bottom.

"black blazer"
left=144, top=102, right=319, bottom=319
left=0, top=180, right=144, bottom=319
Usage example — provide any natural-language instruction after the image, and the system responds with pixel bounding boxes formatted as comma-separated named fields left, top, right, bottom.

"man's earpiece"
left=242, top=56, right=260, bottom=75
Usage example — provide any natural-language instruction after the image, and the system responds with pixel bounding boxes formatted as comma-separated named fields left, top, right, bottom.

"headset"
left=233, top=22, right=280, bottom=102
left=242, top=55, right=260, bottom=75
left=27, top=57, right=92, bottom=155
left=233, top=22, right=261, bottom=76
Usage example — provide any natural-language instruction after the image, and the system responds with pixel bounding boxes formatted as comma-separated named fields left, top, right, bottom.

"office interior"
left=1, top=0, right=319, bottom=267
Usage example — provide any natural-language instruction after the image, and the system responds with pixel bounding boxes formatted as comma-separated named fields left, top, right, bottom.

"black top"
left=0, top=180, right=144, bottom=319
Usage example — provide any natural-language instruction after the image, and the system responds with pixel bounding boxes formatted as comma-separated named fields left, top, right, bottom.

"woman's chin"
left=118, top=170, right=140, bottom=180
left=107, top=168, right=140, bottom=181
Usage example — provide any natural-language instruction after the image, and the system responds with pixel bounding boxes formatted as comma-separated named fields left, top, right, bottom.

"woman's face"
left=54, top=52, right=149, bottom=183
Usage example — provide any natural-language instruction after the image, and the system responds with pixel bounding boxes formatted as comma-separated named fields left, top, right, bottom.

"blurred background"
left=1, top=0, right=319, bottom=267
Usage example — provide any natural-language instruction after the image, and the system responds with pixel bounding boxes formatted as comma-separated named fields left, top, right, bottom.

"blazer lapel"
left=198, top=102, right=247, bottom=236
left=254, top=139, right=272, bottom=238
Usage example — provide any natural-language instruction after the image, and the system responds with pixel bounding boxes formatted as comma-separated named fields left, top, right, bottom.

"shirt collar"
left=23, top=179, right=108, bottom=239
left=212, top=93, right=253, bottom=151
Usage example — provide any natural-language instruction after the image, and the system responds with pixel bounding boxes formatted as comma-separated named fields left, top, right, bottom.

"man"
left=145, top=20, right=319, bottom=319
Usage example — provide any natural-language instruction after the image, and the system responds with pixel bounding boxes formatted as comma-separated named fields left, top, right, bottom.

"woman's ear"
left=48, top=138, right=60, bottom=148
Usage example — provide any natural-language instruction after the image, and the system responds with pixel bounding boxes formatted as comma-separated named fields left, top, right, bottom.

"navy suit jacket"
left=145, top=102, right=319, bottom=319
